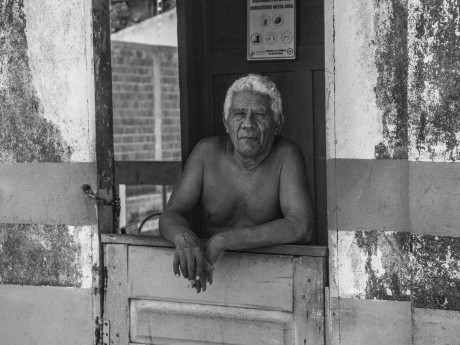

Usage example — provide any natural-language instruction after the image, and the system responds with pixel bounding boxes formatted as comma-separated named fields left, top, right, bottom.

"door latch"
left=82, top=184, right=120, bottom=218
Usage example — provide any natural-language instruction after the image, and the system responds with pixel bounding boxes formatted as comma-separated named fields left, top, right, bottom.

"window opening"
left=110, top=0, right=180, bottom=235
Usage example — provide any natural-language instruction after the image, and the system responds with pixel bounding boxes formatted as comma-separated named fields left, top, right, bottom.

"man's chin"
left=236, top=145, right=261, bottom=158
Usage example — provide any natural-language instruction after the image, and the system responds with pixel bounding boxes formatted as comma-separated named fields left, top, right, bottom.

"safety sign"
left=247, top=0, right=296, bottom=61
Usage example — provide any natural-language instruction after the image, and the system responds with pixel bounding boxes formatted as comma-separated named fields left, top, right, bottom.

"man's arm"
left=206, top=143, right=314, bottom=263
left=159, top=139, right=210, bottom=291
left=159, top=140, right=204, bottom=243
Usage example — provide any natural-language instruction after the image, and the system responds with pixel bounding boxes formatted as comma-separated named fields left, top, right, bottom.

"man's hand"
left=205, top=234, right=225, bottom=266
left=173, top=233, right=212, bottom=293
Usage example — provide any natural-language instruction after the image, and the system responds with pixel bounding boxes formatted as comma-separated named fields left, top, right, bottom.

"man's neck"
left=231, top=146, right=272, bottom=172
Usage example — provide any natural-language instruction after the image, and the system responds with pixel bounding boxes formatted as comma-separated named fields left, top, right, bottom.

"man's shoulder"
left=273, top=136, right=304, bottom=159
left=192, top=136, right=227, bottom=157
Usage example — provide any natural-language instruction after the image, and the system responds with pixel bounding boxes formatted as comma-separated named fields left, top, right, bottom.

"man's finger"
left=194, top=278, right=201, bottom=293
left=178, top=250, right=188, bottom=279
left=195, top=260, right=205, bottom=293
left=201, top=270, right=207, bottom=291
left=206, top=269, right=213, bottom=285
left=173, top=252, right=180, bottom=277
left=185, top=248, right=195, bottom=282
left=205, top=261, right=214, bottom=285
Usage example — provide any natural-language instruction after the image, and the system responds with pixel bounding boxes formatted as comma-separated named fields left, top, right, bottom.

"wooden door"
left=102, top=235, right=327, bottom=345
left=178, top=0, right=326, bottom=244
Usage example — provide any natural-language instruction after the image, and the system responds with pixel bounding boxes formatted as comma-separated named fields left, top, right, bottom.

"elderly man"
left=159, top=74, right=313, bottom=292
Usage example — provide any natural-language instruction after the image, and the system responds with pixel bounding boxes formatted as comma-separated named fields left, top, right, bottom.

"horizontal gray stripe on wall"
left=0, top=163, right=97, bottom=225
left=328, top=159, right=409, bottom=232
left=329, top=298, right=412, bottom=345
left=328, top=159, right=460, bottom=237
left=409, top=162, right=460, bottom=237
left=0, top=285, right=93, bottom=345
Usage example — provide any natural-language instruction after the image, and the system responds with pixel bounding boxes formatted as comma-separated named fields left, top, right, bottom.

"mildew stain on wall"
left=408, top=0, right=460, bottom=161
left=0, top=224, right=83, bottom=287
left=374, top=0, right=409, bottom=159
left=412, top=235, right=460, bottom=311
left=0, top=0, right=72, bottom=163
left=354, top=230, right=411, bottom=301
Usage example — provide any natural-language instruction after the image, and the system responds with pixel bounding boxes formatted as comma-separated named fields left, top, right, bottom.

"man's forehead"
left=230, top=90, right=271, bottom=108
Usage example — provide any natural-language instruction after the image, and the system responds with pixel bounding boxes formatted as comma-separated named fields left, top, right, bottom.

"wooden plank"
left=101, top=233, right=328, bottom=257
left=130, top=300, right=294, bottom=345
left=93, top=0, right=116, bottom=234
left=0, top=163, right=97, bottom=225
left=294, top=256, right=325, bottom=345
left=413, top=308, right=460, bottom=345
left=128, top=246, right=294, bottom=311
left=0, top=285, right=93, bottom=345
left=104, top=244, right=129, bottom=345
left=114, top=161, right=182, bottom=186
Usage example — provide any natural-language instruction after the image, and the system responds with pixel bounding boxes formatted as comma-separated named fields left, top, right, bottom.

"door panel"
left=104, top=242, right=326, bottom=345
left=130, top=300, right=294, bottom=345
left=129, top=247, right=294, bottom=311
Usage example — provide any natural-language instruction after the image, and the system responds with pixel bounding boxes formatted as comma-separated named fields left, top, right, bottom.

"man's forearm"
left=214, top=216, right=312, bottom=251
left=159, top=211, right=200, bottom=245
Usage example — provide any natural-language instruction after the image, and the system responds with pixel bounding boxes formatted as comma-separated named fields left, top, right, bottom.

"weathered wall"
left=326, top=0, right=460, bottom=343
left=0, top=0, right=99, bottom=344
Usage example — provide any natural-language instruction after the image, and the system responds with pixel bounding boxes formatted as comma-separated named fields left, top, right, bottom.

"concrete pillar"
left=326, top=0, right=460, bottom=343
left=0, top=0, right=101, bottom=343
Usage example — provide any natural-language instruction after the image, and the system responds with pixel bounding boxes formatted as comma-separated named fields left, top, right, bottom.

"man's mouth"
left=239, top=136, right=258, bottom=141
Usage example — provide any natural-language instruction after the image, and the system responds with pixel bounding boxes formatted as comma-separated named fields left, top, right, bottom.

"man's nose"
left=241, top=112, right=255, bottom=127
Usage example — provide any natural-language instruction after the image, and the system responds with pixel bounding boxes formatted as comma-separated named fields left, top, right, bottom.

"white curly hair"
left=223, top=74, right=283, bottom=123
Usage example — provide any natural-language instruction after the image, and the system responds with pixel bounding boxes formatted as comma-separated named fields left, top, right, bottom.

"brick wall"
left=160, top=51, right=181, bottom=160
left=111, top=41, right=181, bottom=232
left=111, top=41, right=181, bottom=161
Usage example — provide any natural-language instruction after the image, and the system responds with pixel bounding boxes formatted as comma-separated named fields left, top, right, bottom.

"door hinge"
left=103, top=266, right=108, bottom=292
left=96, top=318, right=110, bottom=345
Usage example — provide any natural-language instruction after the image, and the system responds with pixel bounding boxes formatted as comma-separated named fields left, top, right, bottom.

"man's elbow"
left=292, top=216, right=314, bottom=244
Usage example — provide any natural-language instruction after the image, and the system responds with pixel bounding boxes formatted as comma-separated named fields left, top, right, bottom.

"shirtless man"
left=159, top=74, right=314, bottom=293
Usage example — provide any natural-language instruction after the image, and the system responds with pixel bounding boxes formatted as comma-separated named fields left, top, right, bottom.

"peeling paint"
left=354, top=231, right=411, bottom=301
left=374, top=0, right=409, bottom=159
left=412, top=234, right=460, bottom=311
left=408, top=0, right=460, bottom=161
left=0, top=0, right=72, bottom=163
left=0, top=224, right=90, bottom=287
left=335, top=231, right=411, bottom=300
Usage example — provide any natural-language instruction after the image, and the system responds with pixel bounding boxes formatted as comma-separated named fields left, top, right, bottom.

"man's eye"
left=255, top=112, right=266, bottom=117
left=233, top=112, right=245, bottom=117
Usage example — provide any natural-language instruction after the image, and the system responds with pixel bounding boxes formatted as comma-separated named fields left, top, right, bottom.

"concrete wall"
left=326, top=0, right=460, bottom=344
left=0, top=0, right=99, bottom=344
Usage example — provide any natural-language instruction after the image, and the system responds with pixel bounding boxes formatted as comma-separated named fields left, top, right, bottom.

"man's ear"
left=274, top=115, right=284, bottom=134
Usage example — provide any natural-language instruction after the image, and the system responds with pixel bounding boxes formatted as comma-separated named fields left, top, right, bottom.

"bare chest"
left=201, top=164, right=281, bottom=229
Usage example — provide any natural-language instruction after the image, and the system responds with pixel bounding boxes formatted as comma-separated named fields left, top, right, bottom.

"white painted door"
left=102, top=236, right=326, bottom=345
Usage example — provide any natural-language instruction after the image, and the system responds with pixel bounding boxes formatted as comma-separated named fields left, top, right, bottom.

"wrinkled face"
left=224, top=90, right=282, bottom=160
